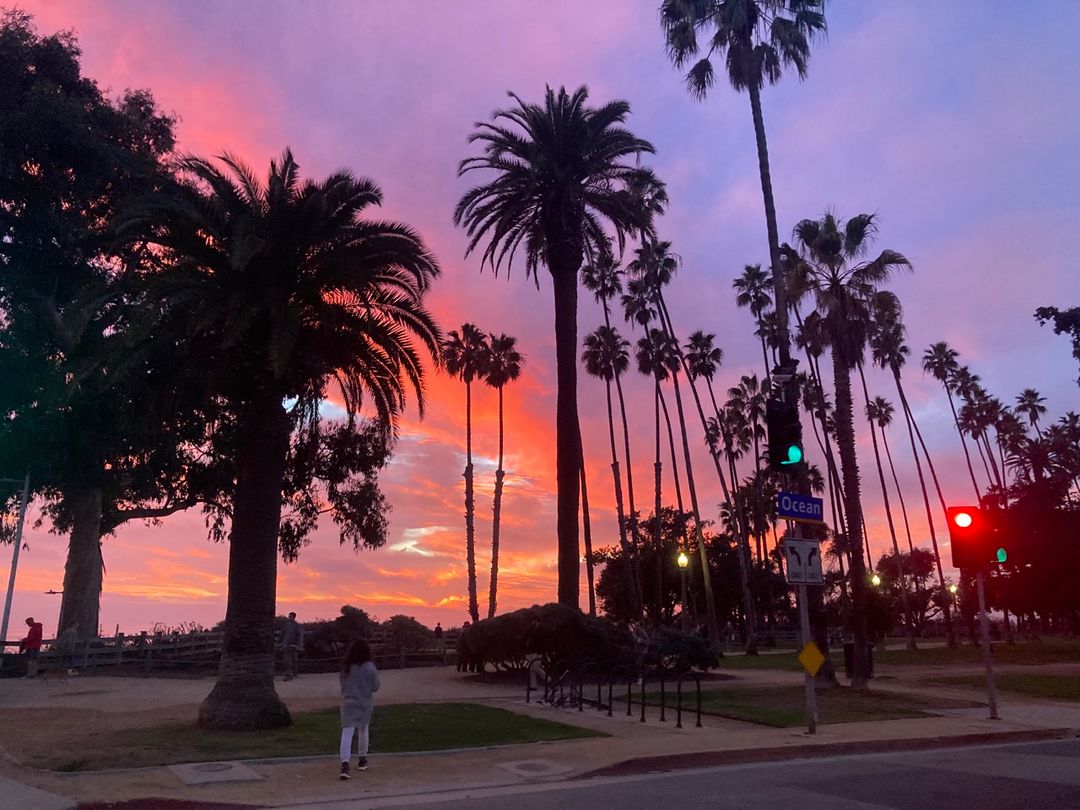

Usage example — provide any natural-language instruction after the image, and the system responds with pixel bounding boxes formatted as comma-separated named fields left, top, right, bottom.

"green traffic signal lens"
left=996, top=547, right=1007, bottom=563
left=782, top=445, right=803, bottom=465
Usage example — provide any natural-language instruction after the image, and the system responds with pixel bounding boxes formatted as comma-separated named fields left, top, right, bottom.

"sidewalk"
left=1, top=665, right=1078, bottom=808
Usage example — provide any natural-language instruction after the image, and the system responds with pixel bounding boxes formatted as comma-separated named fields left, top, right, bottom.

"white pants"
left=340, top=725, right=370, bottom=762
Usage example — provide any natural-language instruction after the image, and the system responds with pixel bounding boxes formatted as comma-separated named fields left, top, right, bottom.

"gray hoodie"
left=340, top=661, right=380, bottom=727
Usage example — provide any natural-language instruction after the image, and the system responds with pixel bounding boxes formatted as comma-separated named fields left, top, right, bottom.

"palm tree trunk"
left=830, top=349, right=871, bottom=689
left=58, top=486, right=104, bottom=640
left=613, top=366, right=644, bottom=618
left=892, top=368, right=957, bottom=648
left=945, top=387, right=982, bottom=501
left=579, top=425, right=596, bottom=617
left=658, top=389, right=685, bottom=513
left=859, top=366, right=916, bottom=650
left=758, top=333, right=772, bottom=383
left=603, top=377, right=642, bottom=618
left=880, top=422, right=916, bottom=555
left=670, top=370, right=720, bottom=647
left=464, top=380, right=479, bottom=622
left=487, top=385, right=505, bottom=619
left=747, top=81, right=790, bottom=365
left=199, top=394, right=291, bottom=730
left=551, top=269, right=580, bottom=609
left=652, top=376, right=663, bottom=626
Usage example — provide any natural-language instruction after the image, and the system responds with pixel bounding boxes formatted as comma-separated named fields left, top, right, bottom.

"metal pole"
left=1, top=475, right=31, bottom=653
left=798, top=582, right=818, bottom=734
left=976, top=571, right=999, bottom=720
left=680, top=567, right=689, bottom=632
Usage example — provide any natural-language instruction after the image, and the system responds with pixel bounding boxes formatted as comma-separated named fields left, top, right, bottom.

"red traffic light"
left=953, top=511, right=973, bottom=528
left=946, top=506, right=1001, bottom=569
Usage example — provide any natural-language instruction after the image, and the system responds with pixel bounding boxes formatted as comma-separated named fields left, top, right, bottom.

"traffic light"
left=946, top=506, right=1005, bottom=569
left=766, top=394, right=805, bottom=472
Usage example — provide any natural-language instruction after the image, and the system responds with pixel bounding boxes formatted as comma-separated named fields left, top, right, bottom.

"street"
left=337, top=738, right=1080, bottom=810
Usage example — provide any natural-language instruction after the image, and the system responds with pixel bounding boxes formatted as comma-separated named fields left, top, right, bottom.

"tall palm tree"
left=481, top=333, right=523, bottom=618
left=443, top=324, right=489, bottom=623
left=582, top=326, right=642, bottom=618
left=1015, top=388, right=1047, bottom=438
left=788, top=211, right=910, bottom=688
left=869, top=397, right=916, bottom=557
left=922, top=342, right=982, bottom=500
left=636, top=327, right=680, bottom=622
left=455, top=86, right=655, bottom=608
left=733, top=263, right=774, bottom=379
left=870, top=318, right=957, bottom=648
left=862, top=382, right=916, bottom=650
left=661, top=0, right=827, bottom=362
left=122, top=149, right=440, bottom=729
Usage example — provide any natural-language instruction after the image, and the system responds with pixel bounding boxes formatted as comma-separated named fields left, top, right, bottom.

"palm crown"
left=454, top=86, right=657, bottom=282
left=482, top=334, right=524, bottom=389
left=443, top=324, right=489, bottom=385
left=582, top=325, right=630, bottom=382
left=120, top=149, right=441, bottom=425
left=660, top=0, right=827, bottom=99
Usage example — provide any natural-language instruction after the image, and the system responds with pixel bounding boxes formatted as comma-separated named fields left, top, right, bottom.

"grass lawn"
left=715, top=639, right=1080, bottom=672
left=622, top=685, right=978, bottom=728
left=930, top=673, right=1080, bottom=702
left=35, top=702, right=605, bottom=772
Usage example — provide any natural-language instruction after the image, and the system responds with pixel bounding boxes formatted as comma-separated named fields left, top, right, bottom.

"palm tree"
left=1015, top=388, right=1047, bottom=437
left=869, top=397, right=916, bottom=557
left=661, top=0, right=827, bottom=362
left=870, top=318, right=957, bottom=648
left=122, top=149, right=440, bottom=729
left=733, top=263, right=774, bottom=379
left=582, top=326, right=642, bottom=618
left=455, top=86, right=655, bottom=608
left=862, top=384, right=916, bottom=650
left=443, top=324, right=489, bottom=623
left=636, top=327, right=680, bottom=622
left=788, top=211, right=910, bottom=688
left=481, top=333, right=523, bottom=619
left=922, top=342, right=982, bottom=500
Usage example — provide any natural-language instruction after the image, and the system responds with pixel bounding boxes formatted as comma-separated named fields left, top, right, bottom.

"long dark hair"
left=340, top=639, right=372, bottom=675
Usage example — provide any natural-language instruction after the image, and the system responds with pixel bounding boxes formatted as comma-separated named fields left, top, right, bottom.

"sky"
left=7, top=0, right=1080, bottom=636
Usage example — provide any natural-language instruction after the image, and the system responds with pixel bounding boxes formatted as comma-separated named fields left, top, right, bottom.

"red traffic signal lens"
left=953, top=511, right=973, bottom=528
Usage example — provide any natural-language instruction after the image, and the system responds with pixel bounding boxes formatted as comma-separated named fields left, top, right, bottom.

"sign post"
left=975, top=570, right=999, bottom=720
left=780, top=498, right=824, bottom=736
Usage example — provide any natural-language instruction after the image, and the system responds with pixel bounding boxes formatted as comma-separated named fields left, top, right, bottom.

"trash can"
left=842, top=641, right=874, bottom=679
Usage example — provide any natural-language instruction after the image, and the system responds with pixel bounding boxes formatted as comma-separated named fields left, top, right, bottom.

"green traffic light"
left=781, top=445, right=803, bottom=465
left=996, top=547, right=1007, bottom=563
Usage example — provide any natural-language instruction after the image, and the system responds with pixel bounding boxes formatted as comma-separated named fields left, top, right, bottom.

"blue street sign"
left=777, top=491, right=824, bottom=523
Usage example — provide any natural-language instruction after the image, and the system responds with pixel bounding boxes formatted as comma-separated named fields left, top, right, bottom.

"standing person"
left=19, top=617, right=43, bottom=678
left=434, top=622, right=445, bottom=656
left=723, top=620, right=735, bottom=655
left=56, top=621, right=79, bottom=675
left=339, top=639, right=380, bottom=780
left=282, top=612, right=303, bottom=681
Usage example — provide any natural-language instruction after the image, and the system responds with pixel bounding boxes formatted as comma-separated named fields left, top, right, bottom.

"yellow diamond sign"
left=798, top=641, right=826, bottom=677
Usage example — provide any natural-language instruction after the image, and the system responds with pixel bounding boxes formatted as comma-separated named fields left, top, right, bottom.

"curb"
left=579, top=727, right=1079, bottom=778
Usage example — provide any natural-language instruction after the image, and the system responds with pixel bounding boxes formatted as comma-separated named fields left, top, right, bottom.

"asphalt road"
left=353, top=737, right=1080, bottom=810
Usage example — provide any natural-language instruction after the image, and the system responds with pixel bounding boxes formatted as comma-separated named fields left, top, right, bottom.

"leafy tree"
left=455, top=86, right=656, bottom=609
left=442, top=324, right=489, bottom=622
left=381, top=615, right=434, bottom=652
left=0, top=11, right=200, bottom=638
left=1034, top=306, right=1080, bottom=387
left=120, top=149, right=440, bottom=730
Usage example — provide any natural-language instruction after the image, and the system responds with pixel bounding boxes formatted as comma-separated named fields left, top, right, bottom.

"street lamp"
left=677, top=551, right=690, bottom=632
left=948, top=583, right=958, bottom=595
left=871, top=572, right=881, bottom=587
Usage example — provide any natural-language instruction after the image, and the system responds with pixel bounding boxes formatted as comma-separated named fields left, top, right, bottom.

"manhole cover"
left=192, top=763, right=234, bottom=772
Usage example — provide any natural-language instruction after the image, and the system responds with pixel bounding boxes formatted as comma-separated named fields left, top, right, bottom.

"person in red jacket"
left=19, top=617, right=43, bottom=678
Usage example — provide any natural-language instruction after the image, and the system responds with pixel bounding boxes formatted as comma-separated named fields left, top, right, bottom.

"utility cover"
left=798, top=642, right=826, bottom=677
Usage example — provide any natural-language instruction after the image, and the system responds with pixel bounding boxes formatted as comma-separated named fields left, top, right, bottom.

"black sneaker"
left=339, top=761, right=350, bottom=780
left=357, top=756, right=369, bottom=771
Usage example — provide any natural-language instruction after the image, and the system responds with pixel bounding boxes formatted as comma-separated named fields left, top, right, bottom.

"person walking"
left=434, top=622, right=445, bottom=656
left=56, top=621, right=79, bottom=675
left=19, top=617, right=43, bottom=678
left=282, top=612, right=303, bottom=681
left=723, top=620, right=735, bottom=654
left=339, top=639, right=380, bottom=780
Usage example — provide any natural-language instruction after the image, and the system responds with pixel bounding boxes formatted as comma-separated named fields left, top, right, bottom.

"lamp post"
left=870, top=572, right=881, bottom=587
left=677, top=551, right=690, bottom=632
left=0, top=474, right=31, bottom=654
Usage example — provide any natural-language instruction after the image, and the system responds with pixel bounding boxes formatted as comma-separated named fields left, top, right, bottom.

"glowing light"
left=871, top=573, right=881, bottom=587
left=953, top=511, right=973, bottom=528
left=677, top=551, right=689, bottom=569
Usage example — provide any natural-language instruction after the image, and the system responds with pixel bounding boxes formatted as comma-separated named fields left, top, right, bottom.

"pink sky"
left=8, top=1, right=1080, bottom=636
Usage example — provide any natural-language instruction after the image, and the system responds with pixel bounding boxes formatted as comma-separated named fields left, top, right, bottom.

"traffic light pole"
left=797, top=580, right=818, bottom=734
left=975, top=570, right=999, bottom=720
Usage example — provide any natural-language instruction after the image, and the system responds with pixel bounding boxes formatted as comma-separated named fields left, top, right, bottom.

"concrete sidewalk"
left=2, top=665, right=1078, bottom=808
